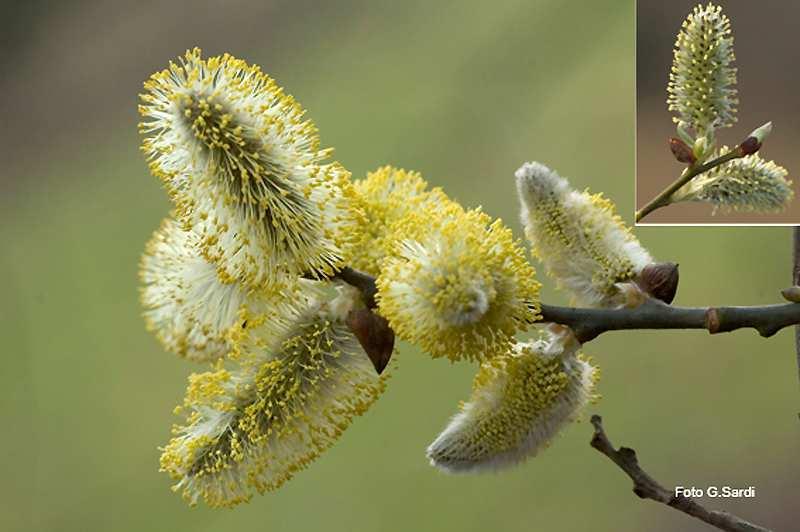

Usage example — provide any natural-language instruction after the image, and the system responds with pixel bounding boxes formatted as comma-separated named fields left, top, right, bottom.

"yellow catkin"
left=516, top=162, right=652, bottom=307
left=160, top=297, right=388, bottom=508
left=376, top=205, right=540, bottom=362
left=139, top=216, right=308, bottom=362
left=426, top=332, right=598, bottom=472
left=139, top=48, right=362, bottom=289
left=349, top=165, right=455, bottom=276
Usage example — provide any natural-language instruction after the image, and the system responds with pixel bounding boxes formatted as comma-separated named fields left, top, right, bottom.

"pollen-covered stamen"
left=184, top=327, right=329, bottom=479
left=349, top=166, right=455, bottom=276
left=178, top=94, right=318, bottom=246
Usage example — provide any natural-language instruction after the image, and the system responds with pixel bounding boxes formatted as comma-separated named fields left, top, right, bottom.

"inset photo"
left=636, top=1, right=799, bottom=224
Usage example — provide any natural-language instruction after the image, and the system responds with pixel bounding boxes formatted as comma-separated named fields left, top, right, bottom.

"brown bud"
left=346, top=308, right=395, bottom=374
left=636, top=262, right=679, bottom=304
left=669, top=137, right=696, bottom=165
left=781, top=286, right=800, bottom=303
left=738, top=136, right=761, bottom=156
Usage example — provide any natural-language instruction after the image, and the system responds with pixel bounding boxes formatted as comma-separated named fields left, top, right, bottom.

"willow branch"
left=540, top=299, right=800, bottom=343
left=636, top=147, right=744, bottom=223
left=334, top=267, right=800, bottom=344
left=590, top=415, right=771, bottom=532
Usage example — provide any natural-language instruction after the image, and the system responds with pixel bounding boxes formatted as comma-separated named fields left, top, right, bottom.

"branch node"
left=705, top=307, right=721, bottom=334
left=756, top=325, right=780, bottom=338
left=618, top=446, right=638, bottom=463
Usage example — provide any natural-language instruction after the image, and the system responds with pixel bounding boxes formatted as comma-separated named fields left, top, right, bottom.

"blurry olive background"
left=1, top=1, right=797, bottom=531
left=637, top=0, right=800, bottom=223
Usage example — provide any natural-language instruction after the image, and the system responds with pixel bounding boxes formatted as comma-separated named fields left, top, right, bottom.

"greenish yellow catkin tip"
left=376, top=204, right=541, bottom=362
left=672, top=147, right=793, bottom=213
left=159, top=291, right=388, bottom=508
left=349, top=166, right=454, bottom=276
left=426, top=330, right=598, bottom=473
left=667, top=2, right=738, bottom=138
left=139, top=217, right=307, bottom=362
left=515, top=162, right=653, bottom=308
left=139, top=48, right=361, bottom=289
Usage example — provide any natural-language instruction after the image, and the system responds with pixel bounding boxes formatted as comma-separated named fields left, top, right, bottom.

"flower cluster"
left=138, top=49, right=391, bottom=507
left=138, top=49, right=653, bottom=509
left=423, top=161, right=651, bottom=473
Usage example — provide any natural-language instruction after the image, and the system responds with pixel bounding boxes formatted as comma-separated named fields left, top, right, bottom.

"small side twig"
left=636, top=147, right=744, bottom=223
left=589, top=415, right=771, bottom=532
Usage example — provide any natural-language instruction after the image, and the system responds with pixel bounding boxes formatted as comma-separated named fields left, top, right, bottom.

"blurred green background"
left=1, top=1, right=797, bottom=531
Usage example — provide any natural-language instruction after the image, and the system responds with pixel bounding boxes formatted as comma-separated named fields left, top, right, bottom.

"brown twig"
left=589, top=415, right=771, bottom=532
left=540, top=299, right=800, bottom=343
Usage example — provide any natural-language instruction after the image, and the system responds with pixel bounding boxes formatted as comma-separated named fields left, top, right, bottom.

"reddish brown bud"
left=636, top=262, right=679, bottom=304
left=346, top=308, right=395, bottom=374
left=669, top=137, right=696, bottom=165
left=739, top=122, right=772, bottom=156
left=738, top=136, right=761, bottom=156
